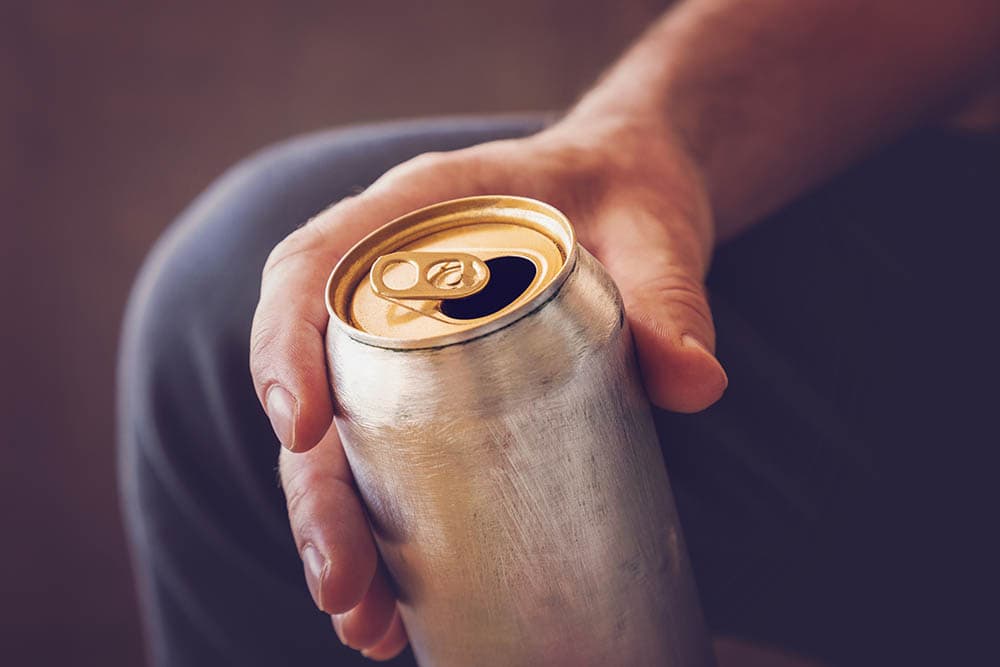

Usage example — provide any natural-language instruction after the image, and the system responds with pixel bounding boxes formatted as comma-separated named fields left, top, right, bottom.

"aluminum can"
left=325, top=196, right=713, bottom=667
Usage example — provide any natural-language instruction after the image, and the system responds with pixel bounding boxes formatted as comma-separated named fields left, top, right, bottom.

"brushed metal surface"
left=328, top=248, right=714, bottom=667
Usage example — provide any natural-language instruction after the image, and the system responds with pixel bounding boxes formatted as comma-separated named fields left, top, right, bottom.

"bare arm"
left=561, top=0, right=1000, bottom=237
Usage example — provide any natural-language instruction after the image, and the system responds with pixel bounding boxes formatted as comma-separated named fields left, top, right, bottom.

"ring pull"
left=370, top=251, right=490, bottom=300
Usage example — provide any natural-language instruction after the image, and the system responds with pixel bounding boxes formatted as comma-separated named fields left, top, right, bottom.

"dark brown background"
left=1, top=2, right=667, bottom=664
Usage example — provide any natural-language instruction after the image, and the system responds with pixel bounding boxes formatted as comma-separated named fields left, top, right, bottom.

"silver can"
left=325, top=196, right=713, bottom=666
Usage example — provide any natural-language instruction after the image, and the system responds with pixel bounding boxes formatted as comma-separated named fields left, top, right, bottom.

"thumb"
left=593, top=202, right=727, bottom=413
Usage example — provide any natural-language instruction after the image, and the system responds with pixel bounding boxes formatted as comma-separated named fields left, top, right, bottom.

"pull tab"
left=370, top=251, right=490, bottom=300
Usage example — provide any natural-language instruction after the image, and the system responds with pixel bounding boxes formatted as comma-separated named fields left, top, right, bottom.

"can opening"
left=328, top=196, right=577, bottom=346
left=439, top=255, right=537, bottom=320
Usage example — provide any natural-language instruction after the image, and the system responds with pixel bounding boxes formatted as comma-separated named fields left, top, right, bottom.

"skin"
left=250, top=0, right=1000, bottom=661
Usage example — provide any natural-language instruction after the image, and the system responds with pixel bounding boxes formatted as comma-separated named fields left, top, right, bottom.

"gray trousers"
left=118, top=116, right=1000, bottom=666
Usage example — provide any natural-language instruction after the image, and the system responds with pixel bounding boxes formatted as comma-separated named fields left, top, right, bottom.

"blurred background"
left=1, top=1, right=668, bottom=664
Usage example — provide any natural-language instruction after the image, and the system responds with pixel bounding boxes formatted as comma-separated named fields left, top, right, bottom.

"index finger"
left=249, top=154, right=479, bottom=452
left=250, top=214, right=341, bottom=452
left=251, top=192, right=391, bottom=452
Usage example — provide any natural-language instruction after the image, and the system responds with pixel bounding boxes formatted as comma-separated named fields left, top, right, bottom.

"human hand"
left=250, top=116, right=728, bottom=659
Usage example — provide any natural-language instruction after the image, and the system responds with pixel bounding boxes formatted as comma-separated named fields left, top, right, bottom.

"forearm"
left=562, top=0, right=1000, bottom=237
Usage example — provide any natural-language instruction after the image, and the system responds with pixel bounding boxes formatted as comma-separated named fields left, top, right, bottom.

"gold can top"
left=326, top=195, right=577, bottom=349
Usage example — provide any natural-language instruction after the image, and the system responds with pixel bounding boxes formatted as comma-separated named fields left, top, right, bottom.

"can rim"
left=325, top=195, right=578, bottom=350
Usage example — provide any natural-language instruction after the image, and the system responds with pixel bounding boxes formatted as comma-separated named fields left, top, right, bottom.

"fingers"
left=279, top=424, right=377, bottom=613
left=251, top=148, right=513, bottom=452
left=250, top=177, right=447, bottom=452
left=260, top=145, right=523, bottom=658
left=593, top=200, right=728, bottom=413
left=251, top=218, right=341, bottom=452
left=629, top=290, right=728, bottom=413
left=280, top=416, right=407, bottom=658
left=332, top=565, right=399, bottom=650
left=360, top=609, right=409, bottom=662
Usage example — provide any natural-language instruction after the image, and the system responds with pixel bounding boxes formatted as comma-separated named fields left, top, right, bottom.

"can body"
left=326, top=197, right=713, bottom=666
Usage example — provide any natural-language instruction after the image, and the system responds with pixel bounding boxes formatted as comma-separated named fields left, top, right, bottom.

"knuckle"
left=645, top=272, right=714, bottom=329
left=524, top=145, right=613, bottom=213
left=326, top=193, right=359, bottom=212
left=405, top=151, right=448, bottom=170
left=376, top=151, right=451, bottom=185
left=307, top=194, right=360, bottom=233
left=283, top=481, right=309, bottom=520
left=279, top=457, right=355, bottom=525
left=261, top=224, right=323, bottom=279
left=283, top=480, right=310, bottom=521
left=249, top=314, right=283, bottom=382
left=648, top=271, right=706, bottom=301
left=280, top=460, right=320, bottom=522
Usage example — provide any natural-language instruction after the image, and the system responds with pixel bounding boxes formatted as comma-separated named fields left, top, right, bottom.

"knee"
left=116, top=224, right=241, bottom=457
left=117, top=138, right=310, bottom=436
left=116, top=125, right=406, bottom=450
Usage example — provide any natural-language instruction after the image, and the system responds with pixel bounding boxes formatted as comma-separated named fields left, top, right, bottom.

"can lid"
left=326, top=195, right=577, bottom=349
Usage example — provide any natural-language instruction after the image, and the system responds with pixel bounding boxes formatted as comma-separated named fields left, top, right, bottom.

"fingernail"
left=682, top=335, right=729, bottom=389
left=265, top=385, right=297, bottom=450
left=301, top=544, right=328, bottom=611
left=331, top=614, right=347, bottom=644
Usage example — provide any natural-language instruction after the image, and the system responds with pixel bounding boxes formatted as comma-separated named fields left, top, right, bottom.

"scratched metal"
left=328, top=248, right=714, bottom=667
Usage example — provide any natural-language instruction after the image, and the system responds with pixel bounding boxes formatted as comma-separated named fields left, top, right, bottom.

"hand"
left=250, top=116, right=728, bottom=660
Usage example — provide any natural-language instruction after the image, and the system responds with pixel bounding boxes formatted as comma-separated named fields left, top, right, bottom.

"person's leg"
left=663, top=130, right=1000, bottom=666
left=117, top=116, right=549, bottom=667
left=119, top=113, right=1000, bottom=667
